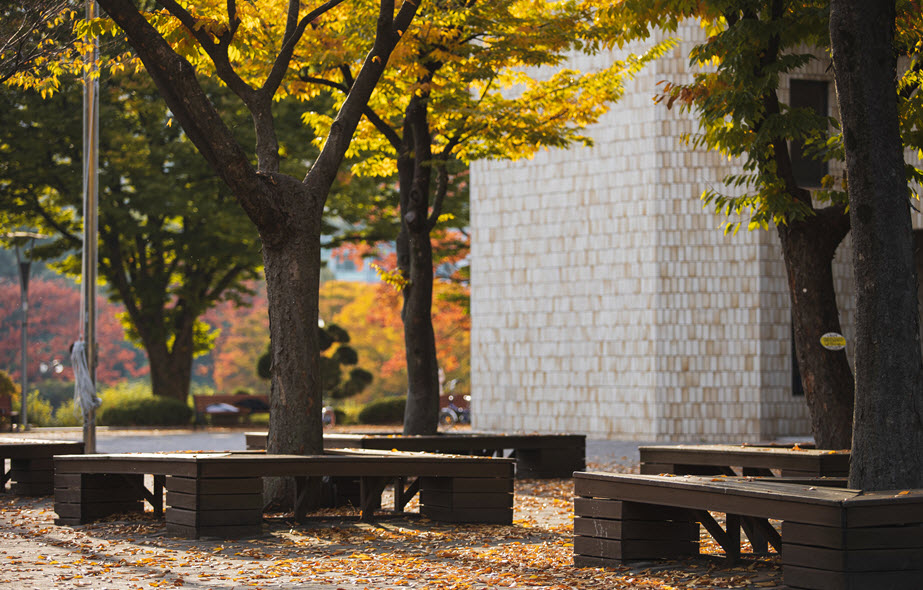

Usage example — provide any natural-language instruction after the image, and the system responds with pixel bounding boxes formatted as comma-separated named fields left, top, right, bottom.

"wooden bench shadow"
left=54, top=449, right=514, bottom=539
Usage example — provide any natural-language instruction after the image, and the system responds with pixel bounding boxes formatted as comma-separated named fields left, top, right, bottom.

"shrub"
left=16, top=390, right=54, bottom=427
left=99, top=396, right=192, bottom=426
left=96, top=382, right=192, bottom=426
left=357, top=397, right=405, bottom=425
left=0, top=370, right=18, bottom=399
left=53, top=399, right=82, bottom=427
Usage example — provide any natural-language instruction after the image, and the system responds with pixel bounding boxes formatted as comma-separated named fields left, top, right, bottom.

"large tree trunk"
left=262, top=195, right=325, bottom=507
left=830, top=0, right=923, bottom=491
left=778, top=207, right=854, bottom=449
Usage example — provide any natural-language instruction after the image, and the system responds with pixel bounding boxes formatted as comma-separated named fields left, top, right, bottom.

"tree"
left=302, top=0, right=671, bottom=433
left=201, top=282, right=270, bottom=394
left=256, top=322, right=374, bottom=401
left=0, top=277, right=147, bottom=385
left=830, top=0, right=923, bottom=490
left=0, top=73, right=264, bottom=403
left=44, top=0, right=421, bottom=485
left=0, top=0, right=76, bottom=89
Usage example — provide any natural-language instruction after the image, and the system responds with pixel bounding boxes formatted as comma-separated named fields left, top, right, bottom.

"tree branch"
left=97, top=0, right=280, bottom=226
left=263, top=0, right=350, bottom=97
left=306, top=0, right=419, bottom=196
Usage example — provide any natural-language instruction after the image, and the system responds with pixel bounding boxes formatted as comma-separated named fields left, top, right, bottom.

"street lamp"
left=5, top=230, right=45, bottom=431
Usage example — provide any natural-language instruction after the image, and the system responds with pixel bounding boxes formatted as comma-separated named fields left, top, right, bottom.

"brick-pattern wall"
left=470, top=24, right=919, bottom=442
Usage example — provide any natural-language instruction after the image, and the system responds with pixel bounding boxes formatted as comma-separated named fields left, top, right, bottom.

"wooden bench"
left=1, top=437, right=85, bottom=495
left=246, top=431, right=585, bottom=478
left=639, top=443, right=849, bottom=478
left=192, top=394, right=269, bottom=426
left=573, top=471, right=923, bottom=590
left=54, top=449, right=515, bottom=539
left=0, top=396, right=19, bottom=431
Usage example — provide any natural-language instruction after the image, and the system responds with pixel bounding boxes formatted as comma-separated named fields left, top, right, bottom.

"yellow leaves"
left=371, top=263, right=410, bottom=290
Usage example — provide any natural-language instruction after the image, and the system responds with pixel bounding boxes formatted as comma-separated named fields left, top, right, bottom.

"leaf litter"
left=0, top=458, right=784, bottom=589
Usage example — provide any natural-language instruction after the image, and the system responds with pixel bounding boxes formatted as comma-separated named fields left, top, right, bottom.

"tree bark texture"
left=398, top=224, right=440, bottom=435
left=777, top=208, right=854, bottom=449
left=397, top=98, right=440, bottom=435
left=830, top=0, right=923, bottom=490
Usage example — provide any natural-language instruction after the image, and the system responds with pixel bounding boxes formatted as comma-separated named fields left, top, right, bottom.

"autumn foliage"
left=0, top=277, right=147, bottom=386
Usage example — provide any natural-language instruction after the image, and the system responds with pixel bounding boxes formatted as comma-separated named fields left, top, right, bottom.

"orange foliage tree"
left=0, top=277, right=147, bottom=385
left=322, top=277, right=470, bottom=403
left=197, top=283, right=270, bottom=394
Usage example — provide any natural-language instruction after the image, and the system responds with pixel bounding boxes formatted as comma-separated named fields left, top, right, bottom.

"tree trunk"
left=777, top=207, right=854, bottom=449
left=262, top=195, right=325, bottom=508
left=397, top=98, right=441, bottom=435
left=398, top=224, right=440, bottom=435
left=146, top=330, right=194, bottom=403
left=830, top=0, right=923, bottom=491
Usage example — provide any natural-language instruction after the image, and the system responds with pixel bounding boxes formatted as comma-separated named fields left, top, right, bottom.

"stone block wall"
left=470, top=23, right=919, bottom=442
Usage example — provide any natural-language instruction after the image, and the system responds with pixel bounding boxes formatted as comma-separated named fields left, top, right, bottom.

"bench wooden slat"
left=782, top=544, right=923, bottom=572
left=782, top=565, right=923, bottom=590
left=573, top=536, right=699, bottom=561
left=782, top=521, right=923, bottom=550
left=165, top=475, right=264, bottom=495
left=574, top=516, right=699, bottom=541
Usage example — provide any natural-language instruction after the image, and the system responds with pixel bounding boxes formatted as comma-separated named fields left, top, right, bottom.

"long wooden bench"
left=1, top=437, right=85, bottom=495
left=54, top=449, right=514, bottom=539
left=246, top=431, right=585, bottom=478
left=639, top=443, right=849, bottom=478
left=573, top=471, right=923, bottom=590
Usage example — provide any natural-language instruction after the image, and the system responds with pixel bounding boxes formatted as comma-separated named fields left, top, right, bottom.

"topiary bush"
left=99, top=396, right=192, bottom=426
left=357, top=397, right=406, bottom=425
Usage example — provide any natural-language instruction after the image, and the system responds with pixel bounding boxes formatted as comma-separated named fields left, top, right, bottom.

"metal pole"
left=82, top=0, right=99, bottom=453
left=16, top=250, right=31, bottom=431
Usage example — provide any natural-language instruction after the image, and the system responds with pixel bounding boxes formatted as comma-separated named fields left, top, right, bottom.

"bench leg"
left=394, top=476, right=421, bottom=512
left=419, top=476, right=513, bottom=525
left=164, top=475, right=263, bottom=539
left=573, top=500, right=699, bottom=567
left=0, top=458, right=10, bottom=491
left=10, top=458, right=55, bottom=495
left=359, top=476, right=389, bottom=520
left=54, top=473, right=146, bottom=525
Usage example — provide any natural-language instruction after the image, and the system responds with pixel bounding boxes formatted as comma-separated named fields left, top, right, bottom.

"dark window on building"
left=789, top=79, right=829, bottom=188
left=792, top=321, right=805, bottom=397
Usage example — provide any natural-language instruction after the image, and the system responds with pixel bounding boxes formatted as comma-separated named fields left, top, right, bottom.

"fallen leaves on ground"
left=0, top=460, right=784, bottom=589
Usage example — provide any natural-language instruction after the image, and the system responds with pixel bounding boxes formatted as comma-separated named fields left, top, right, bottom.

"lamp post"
left=6, top=231, right=45, bottom=431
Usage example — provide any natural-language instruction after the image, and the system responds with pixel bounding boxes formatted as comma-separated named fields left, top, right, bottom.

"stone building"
left=468, top=24, right=873, bottom=442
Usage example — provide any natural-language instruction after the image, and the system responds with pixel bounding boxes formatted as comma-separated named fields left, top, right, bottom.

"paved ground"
left=1, top=427, right=786, bottom=589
